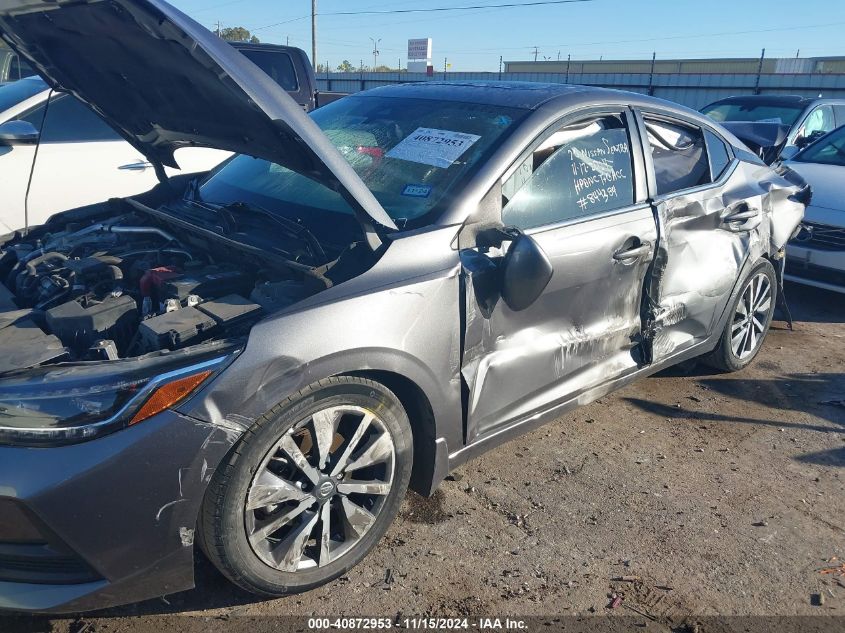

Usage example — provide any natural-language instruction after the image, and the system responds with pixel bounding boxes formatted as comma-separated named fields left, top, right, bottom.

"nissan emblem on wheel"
left=0, top=0, right=808, bottom=617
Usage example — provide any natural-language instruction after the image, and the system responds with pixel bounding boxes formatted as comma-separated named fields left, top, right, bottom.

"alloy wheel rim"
left=244, top=406, right=396, bottom=572
left=730, top=272, right=772, bottom=360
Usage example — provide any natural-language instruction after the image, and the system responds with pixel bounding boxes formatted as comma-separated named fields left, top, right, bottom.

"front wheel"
left=704, top=259, right=777, bottom=372
left=200, top=376, right=412, bottom=596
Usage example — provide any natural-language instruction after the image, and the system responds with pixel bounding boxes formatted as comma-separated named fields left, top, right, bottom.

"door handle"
left=722, top=205, right=760, bottom=224
left=613, top=242, right=652, bottom=262
left=722, top=204, right=761, bottom=231
left=118, top=160, right=153, bottom=171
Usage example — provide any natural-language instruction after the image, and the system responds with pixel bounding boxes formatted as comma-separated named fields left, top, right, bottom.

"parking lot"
left=4, top=279, right=837, bottom=632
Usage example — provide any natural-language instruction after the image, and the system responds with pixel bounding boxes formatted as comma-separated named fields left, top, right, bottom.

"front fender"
left=182, top=227, right=466, bottom=452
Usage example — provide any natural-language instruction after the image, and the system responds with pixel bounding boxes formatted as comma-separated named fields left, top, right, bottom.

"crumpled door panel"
left=645, top=161, right=804, bottom=362
left=460, top=207, right=657, bottom=443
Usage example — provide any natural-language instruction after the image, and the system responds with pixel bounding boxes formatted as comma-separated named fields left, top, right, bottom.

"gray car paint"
left=182, top=84, right=804, bottom=495
left=0, top=409, right=241, bottom=613
left=0, top=5, right=806, bottom=615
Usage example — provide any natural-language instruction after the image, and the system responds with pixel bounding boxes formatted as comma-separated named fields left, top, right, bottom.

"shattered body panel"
left=461, top=207, right=657, bottom=441
left=645, top=161, right=804, bottom=361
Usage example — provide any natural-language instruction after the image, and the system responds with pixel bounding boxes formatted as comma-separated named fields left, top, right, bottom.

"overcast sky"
left=169, top=0, right=845, bottom=71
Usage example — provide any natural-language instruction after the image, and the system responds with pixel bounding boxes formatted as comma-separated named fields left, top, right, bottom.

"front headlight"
left=0, top=345, right=238, bottom=447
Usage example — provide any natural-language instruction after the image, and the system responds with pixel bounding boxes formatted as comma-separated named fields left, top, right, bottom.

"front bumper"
left=0, top=410, right=240, bottom=614
left=786, top=243, right=845, bottom=293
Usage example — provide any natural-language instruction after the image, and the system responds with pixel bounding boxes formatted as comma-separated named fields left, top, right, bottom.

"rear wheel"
left=200, top=377, right=412, bottom=596
left=704, top=259, right=777, bottom=372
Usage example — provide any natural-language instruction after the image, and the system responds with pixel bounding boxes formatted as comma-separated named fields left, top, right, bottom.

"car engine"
left=0, top=207, right=327, bottom=374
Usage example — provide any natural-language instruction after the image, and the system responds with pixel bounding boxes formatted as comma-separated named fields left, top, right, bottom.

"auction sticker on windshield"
left=387, top=128, right=481, bottom=168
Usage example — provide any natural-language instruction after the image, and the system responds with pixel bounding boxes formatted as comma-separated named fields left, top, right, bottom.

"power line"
left=249, top=0, right=595, bottom=32
left=317, top=0, right=595, bottom=17
left=433, top=20, right=845, bottom=55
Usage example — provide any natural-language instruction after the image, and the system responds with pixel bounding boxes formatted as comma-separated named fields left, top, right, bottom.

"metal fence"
left=317, top=71, right=845, bottom=110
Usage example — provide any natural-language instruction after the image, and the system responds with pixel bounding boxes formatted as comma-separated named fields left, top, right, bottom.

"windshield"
left=0, top=76, right=45, bottom=115
left=794, top=126, right=845, bottom=166
left=702, top=101, right=805, bottom=126
left=198, top=95, right=527, bottom=230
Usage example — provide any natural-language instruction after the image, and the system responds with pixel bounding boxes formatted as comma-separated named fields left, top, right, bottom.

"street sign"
left=407, top=38, right=432, bottom=61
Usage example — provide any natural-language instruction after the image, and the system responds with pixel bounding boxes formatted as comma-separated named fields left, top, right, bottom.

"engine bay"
left=0, top=199, right=362, bottom=374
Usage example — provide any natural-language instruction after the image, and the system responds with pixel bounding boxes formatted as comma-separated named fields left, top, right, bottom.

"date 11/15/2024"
left=307, top=617, right=529, bottom=630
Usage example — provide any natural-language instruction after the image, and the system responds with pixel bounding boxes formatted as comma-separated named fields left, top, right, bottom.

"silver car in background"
left=782, top=125, right=845, bottom=293
left=702, top=95, right=845, bottom=163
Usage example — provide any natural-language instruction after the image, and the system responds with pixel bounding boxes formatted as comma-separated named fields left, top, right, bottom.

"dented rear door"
left=461, top=109, right=656, bottom=442
left=636, top=110, right=763, bottom=361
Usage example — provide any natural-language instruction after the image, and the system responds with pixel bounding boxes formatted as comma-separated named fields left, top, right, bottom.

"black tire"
left=703, top=258, right=778, bottom=372
left=199, top=376, right=412, bottom=596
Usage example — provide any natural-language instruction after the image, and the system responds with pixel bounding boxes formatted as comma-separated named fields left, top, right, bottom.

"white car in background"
left=0, top=76, right=229, bottom=233
left=781, top=125, right=845, bottom=293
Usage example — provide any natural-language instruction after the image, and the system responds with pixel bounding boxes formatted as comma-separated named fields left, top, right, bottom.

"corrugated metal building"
left=503, top=56, right=845, bottom=74
left=317, top=55, right=845, bottom=110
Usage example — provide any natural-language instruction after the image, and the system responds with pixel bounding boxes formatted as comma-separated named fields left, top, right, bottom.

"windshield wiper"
left=215, top=201, right=327, bottom=264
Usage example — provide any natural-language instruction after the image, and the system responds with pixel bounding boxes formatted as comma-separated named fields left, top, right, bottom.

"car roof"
left=353, top=81, right=609, bottom=110
left=705, top=94, right=845, bottom=108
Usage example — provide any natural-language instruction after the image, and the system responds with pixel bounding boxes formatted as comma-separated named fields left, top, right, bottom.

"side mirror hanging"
left=500, top=230, right=554, bottom=312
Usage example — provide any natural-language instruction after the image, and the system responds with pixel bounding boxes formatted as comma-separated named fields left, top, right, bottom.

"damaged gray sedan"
left=0, top=0, right=806, bottom=615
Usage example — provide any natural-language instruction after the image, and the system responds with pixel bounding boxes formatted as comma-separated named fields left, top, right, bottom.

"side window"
left=799, top=105, right=835, bottom=138
left=21, top=94, right=121, bottom=143
left=833, top=105, right=845, bottom=128
left=704, top=129, right=732, bottom=181
left=9, top=54, right=33, bottom=81
left=502, top=114, right=635, bottom=230
left=644, top=117, right=711, bottom=195
left=240, top=50, right=299, bottom=92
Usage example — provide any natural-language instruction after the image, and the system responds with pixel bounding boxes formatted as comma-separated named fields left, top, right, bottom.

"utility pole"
left=444, top=57, right=448, bottom=74
left=370, top=37, right=381, bottom=71
left=214, top=21, right=222, bottom=37
left=755, top=48, right=765, bottom=94
left=532, top=46, right=539, bottom=62
left=311, top=0, right=317, bottom=72
left=499, top=55, right=503, bottom=80
left=286, top=35, right=290, bottom=46
left=648, top=51, right=656, bottom=95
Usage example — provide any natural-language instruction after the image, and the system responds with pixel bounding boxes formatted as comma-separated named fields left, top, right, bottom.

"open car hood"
left=0, top=0, right=398, bottom=232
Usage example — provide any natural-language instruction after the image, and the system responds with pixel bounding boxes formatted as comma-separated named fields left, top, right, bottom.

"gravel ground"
left=4, top=281, right=844, bottom=633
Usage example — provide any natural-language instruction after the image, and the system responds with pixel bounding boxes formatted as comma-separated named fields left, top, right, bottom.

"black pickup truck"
left=2, top=42, right=344, bottom=110
left=228, top=42, right=346, bottom=111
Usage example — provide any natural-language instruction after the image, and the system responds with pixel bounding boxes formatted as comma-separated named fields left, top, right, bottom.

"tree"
left=219, top=26, right=259, bottom=44
left=336, top=60, right=355, bottom=73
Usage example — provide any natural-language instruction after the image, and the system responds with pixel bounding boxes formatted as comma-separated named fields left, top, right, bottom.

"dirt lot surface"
left=4, top=282, right=844, bottom=633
